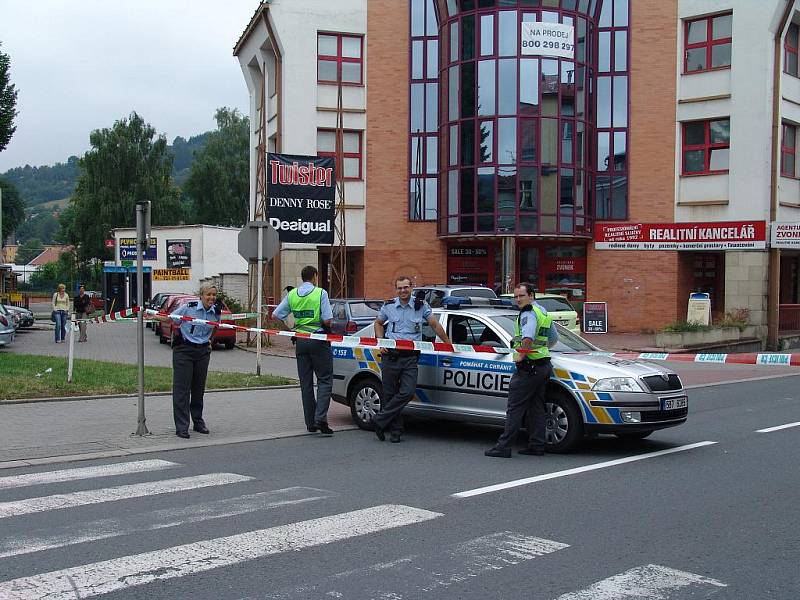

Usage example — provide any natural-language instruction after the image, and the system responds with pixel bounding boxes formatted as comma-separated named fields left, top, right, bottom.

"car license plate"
left=662, top=397, right=688, bottom=410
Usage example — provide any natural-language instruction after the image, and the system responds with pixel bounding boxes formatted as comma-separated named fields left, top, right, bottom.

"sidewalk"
left=0, top=388, right=355, bottom=469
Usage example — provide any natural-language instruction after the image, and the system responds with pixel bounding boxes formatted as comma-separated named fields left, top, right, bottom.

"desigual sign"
left=771, top=222, right=800, bottom=249
left=594, top=221, right=767, bottom=250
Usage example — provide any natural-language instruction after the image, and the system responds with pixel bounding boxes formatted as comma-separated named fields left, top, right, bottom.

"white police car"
left=331, top=299, right=688, bottom=452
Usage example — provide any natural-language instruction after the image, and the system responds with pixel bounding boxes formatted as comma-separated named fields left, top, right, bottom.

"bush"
left=716, top=307, right=750, bottom=331
left=216, top=289, right=245, bottom=314
left=662, top=321, right=712, bottom=332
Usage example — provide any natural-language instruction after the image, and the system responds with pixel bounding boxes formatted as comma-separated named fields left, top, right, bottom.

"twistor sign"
left=267, top=153, right=336, bottom=244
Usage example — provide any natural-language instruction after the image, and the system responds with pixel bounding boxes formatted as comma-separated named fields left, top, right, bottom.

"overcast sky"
left=0, top=0, right=256, bottom=172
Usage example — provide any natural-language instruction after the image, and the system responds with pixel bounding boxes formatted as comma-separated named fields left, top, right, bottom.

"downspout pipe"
left=769, top=0, right=795, bottom=350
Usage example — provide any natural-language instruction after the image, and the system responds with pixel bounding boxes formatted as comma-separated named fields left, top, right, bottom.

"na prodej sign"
left=521, top=22, right=575, bottom=59
left=594, top=221, right=767, bottom=251
left=771, top=222, right=800, bottom=249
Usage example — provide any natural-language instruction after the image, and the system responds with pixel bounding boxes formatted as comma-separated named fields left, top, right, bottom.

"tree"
left=0, top=42, right=18, bottom=153
left=15, top=211, right=60, bottom=244
left=71, top=112, right=182, bottom=261
left=0, top=177, right=24, bottom=244
left=184, top=108, right=249, bottom=227
left=15, top=237, right=44, bottom=264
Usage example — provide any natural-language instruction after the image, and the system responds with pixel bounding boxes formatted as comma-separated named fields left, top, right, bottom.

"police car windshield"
left=488, top=315, right=596, bottom=352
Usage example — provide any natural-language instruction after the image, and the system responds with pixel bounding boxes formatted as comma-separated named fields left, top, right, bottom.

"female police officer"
left=154, top=283, right=221, bottom=438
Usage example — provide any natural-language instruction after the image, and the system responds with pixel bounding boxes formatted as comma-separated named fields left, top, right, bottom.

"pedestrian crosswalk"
left=0, top=458, right=731, bottom=599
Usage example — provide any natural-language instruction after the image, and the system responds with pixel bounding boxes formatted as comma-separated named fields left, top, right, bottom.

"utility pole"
left=135, top=201, right=151, bottom=436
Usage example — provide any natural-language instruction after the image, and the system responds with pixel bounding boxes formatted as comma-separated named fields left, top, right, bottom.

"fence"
left=779, top=304, right=800, bottom=332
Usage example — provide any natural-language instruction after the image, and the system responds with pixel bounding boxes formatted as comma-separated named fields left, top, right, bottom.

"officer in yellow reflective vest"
left=273, top=265, right=335, bottom=435
left=485, top=282, right=558, bottom=458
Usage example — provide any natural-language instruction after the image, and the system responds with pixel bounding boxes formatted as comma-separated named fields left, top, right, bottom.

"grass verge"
left=0, top=354, right=296, bottom=400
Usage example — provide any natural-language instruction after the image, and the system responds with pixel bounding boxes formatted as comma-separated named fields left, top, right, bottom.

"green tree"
left=15, top=237, right=44, bottom=264
left=1, top=177, right=25, bottom=244
left=0, top=42, right=18, bottom=153
left=184, top=108, right=249, bottom=226
left=15, top=211, right=60, bottom=244
left=71, top=112, right=182, bottom=261
left=55, top=202, right=78, bottom=245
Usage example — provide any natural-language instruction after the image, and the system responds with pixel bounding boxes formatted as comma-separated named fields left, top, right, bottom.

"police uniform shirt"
left=272, top=282, right=333, bottom=332
left=377, top=298, right=432, bottom=341
left=171, top=301, right=217, bottom=344
left=520, top=302, right=558, bottom=346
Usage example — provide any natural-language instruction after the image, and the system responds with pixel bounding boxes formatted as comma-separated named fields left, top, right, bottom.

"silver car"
left=0, top=304, right=15, bottom=347
left=331, top=305, right=688, bottom=452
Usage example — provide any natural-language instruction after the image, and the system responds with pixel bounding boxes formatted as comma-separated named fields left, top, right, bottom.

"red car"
left=158, top=295, right=237, bottom=350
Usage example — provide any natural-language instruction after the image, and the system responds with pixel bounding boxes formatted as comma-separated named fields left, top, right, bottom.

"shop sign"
left=104, top=239, right=115, bottom=249
left=449, top=272, right=488, bottom=285
left=521, top=22, right=575, bottom=59
left=594, top=221, right=767, bottom=251
left=166, top=239, right=192, bottom=268
left=153, top=268, right=190, bottom=281
left=771, top=222, right=800, bottom=249
left=118, top=237, right=157, bottom=260
left=583, top=302, right=607, bottom=334
left=448, top=247, right=489, bottom=257
left=267, top=152, right=335, bottom=244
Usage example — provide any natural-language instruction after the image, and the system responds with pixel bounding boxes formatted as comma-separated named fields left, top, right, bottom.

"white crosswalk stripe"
left=0, top=472, right=253, bottom=518
left=0, top=504, right=443, bottom=600
left=0, top=459, right=180, bottom=489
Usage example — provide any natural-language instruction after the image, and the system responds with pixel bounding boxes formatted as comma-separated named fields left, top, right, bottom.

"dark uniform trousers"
left=496, top=360, right=553, bottom=450
left=373, top=353, right=419, bottom=434
left=295, top=338, right=333, bottom=428
left=172, top=343, right=211, bottom=433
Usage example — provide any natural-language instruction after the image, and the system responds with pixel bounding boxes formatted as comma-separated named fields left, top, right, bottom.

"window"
left=684, top=13, right=732, bottom=73
left=786, top=22, right=799, bottom=77
left=317, top=33, right=363, bottom=85
left=682, top=119, right=730, bottom=175
left=782, top=122, right=797, bottom=177
left=317, top=129, right=363, bottom=180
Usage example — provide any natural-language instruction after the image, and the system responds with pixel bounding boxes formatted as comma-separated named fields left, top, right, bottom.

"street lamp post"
left=135, top=201, right=151, bottom=436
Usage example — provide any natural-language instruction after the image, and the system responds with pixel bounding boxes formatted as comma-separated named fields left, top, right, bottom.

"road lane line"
left=452, top=441, right=718, bottom=499
left=261, top=531, right=569, bottom=599
left=756, top=421, right=800, bottom=433
left=0, top=459, right=179, bottom=489
left=552, top=564, right=727, bottom=599
left=0, top=504, right=442, bottom=600
left=0, top=486, right=334, bottom=559
left=0, top=473, right=253, bottom=519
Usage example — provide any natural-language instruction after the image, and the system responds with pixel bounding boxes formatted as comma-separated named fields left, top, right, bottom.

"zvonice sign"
left=267, top=153, right=336, bottom=244
left=771, top=222, right=800, bottom=249
left=594, top=221, right=767, bottom=250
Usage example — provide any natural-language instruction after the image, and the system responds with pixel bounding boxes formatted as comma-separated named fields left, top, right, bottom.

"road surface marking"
left=0, top=459, right=179, bottom=489
left=756, top=421, right=800, bottom=433
left=261, top=531, right=569, bottom=599
left=0, top=473, right=253, bottom=519
left=552, top=564, right=727, bottom=599
left=0, top=486, right=333, bottom=559
left=452, top=441, right=718, bottom=498
left=0, top=504, right=442, bottom=600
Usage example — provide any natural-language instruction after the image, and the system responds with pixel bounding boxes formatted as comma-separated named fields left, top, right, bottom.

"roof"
left=28, top=246, right=73, bottom=266
left=233, top=1, right=270, bottom=57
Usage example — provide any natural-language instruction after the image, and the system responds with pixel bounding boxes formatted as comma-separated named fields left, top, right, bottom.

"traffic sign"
left=237, top=221, right=280, bottom=262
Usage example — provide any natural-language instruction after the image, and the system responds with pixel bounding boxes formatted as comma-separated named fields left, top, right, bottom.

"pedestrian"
left=485, top=282, right=558, bottom=458
left=273, top=266, right=335, bottom=435
left=372, top=276, right=451, bottom=443
left=51, top=283, right=70, bottom=343
left=73, top=285, right=93, bottom=342
left=153, top=283, right=220, bottom=439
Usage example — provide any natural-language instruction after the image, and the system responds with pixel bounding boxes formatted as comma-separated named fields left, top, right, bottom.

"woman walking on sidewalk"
left=73, top=285, right=92, bottom=342
left=51, top=283, right=70, bottom=343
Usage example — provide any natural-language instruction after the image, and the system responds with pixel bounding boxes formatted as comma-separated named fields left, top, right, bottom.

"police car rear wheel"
left=350, top=379, right=382, bottom=430
left=544, top=391, right=582, bottom=453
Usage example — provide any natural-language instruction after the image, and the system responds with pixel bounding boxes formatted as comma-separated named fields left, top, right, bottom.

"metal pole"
left=0, top=187, right=4, bottom=264
left=67, top=312, right=75, bottom=383
left=135, top=202, right=150, bottom=435
left=256, top=225, right=263, bottom=376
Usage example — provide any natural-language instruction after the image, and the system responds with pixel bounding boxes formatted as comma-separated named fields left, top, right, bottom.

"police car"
left=331, top=298, right=688, bottom=452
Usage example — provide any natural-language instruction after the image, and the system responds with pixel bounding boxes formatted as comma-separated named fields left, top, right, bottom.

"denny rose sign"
left=267, top=153, right=336, bottom=244
left=594, top=221, right=767, bottom=251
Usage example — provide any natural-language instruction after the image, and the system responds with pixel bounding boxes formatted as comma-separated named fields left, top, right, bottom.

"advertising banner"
left=153, top=268, right=190, bottom=281
left=583, top=302, right=608, bottom=334
left=594, top=221, right=767, bottom=250
left=267, top=153, right=336, bottom=244
left=521, top=22, right=575, bottom=59
left=687, top=292, right=711, bottom=326
left=119, top=237, right=157, bottom=260
left=166, top=239, right=192, bottom=268
left=771, top=222, right=800, bottom=249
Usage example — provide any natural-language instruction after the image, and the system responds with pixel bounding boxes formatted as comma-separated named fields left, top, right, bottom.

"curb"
left=0, top=384, right=301, bottom=405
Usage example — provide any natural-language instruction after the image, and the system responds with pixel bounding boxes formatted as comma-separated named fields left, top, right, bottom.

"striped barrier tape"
left=71, top=307, right=258, bottom=324
left=582, top=351, right=800, bottom=367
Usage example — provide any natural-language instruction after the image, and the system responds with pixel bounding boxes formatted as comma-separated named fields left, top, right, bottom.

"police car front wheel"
left=543, top=390, right=583, bottom=453
left=349, top=378, right=382, bottom=430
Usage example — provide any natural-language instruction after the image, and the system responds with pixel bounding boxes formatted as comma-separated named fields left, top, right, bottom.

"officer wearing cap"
left=372, top=275, right=451, bottom=443
left=485, top=282, right=558, bottom=458
left=273, top=265, right=335, bottom=436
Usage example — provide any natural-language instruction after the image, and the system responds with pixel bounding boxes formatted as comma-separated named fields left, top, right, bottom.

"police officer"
left=273, top=266, right=335, bottom=435
left=373, top=276, right=451, bottom=443
left=485, top=282, right=558, bottom=458
left=153, top=283, right=220, bottom=439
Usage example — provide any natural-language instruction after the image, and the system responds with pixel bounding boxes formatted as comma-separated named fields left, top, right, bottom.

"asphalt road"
left=0, top=374, right=798, bottom=599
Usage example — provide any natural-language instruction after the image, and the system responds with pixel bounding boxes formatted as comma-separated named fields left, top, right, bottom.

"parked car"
left=331, top=300, right=687, bottom=453
left=413, top=284, right=497, bottom=308
left=2, top=304, right=34, bottom=328
left=330, top=299, right=385, bottom=335
left=0, top=305, right=16, bottom=346
left=159, top=295, right=237, bottom=349
left=146, top=292, right=182, bottom=330
left=152, top=293, right=190, bottom=337
left=83, top=291, right=105, bottom=313
left=499, top=292, right=581, bottom=335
